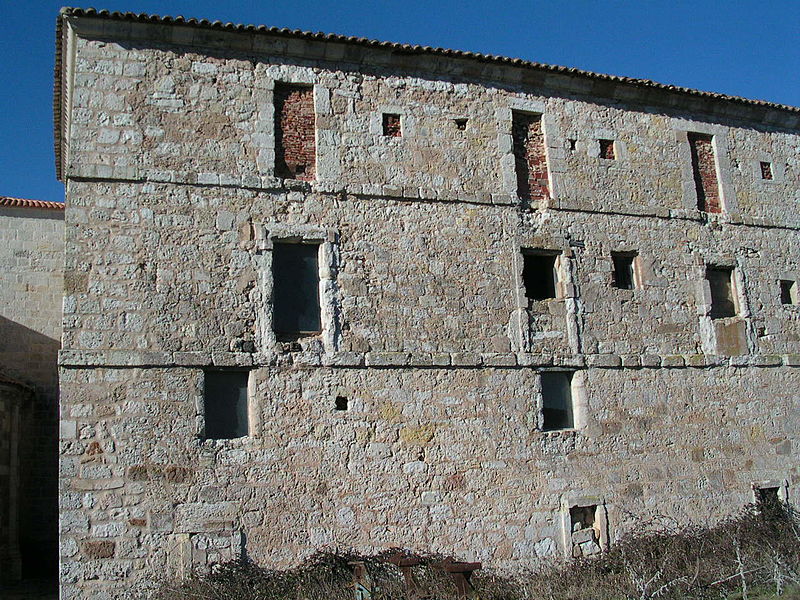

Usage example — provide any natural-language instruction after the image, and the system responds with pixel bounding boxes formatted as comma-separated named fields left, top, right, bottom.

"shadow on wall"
left=0, top=315, right=60, bottom=580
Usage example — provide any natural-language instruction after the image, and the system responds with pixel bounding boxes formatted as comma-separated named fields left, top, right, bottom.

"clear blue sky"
left=1, top=1, right=798, bottom=204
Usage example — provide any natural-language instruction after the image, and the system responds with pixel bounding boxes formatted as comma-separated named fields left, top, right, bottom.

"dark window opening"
left=541, top=371, right=574, bottom=431
left=455, top=118, right=468, bottom=131
left=599, top=139, right=616, bottom=160
left=612, top=253, right=636, bottom=290
left=568, top=139, right=577, bottom=153
left=707, top=267, right=737, bottom=319
left=755, top=487, right=782, bottom=519
left=335, top=396, right=349, bottom=411
left=523, top=252, right=558, bottom=301
left=760, top=161, right=773, bottom=180
left=273, top=242, right=322, bottom=338
left=570, top=505, right=596, bottom=531
left=383, top=113, right=402, bottom=137
left=203, top=370, right=249, bottom=440
left=780, top=280, right=797, bottom=305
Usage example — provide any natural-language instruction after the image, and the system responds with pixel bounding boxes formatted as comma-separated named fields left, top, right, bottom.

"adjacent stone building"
left=0, top=196, right=64, bottom=582
left=54, top=8, right=799, bottom=598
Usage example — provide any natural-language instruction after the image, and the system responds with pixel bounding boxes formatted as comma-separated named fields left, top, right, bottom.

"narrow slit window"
left=522, top=252, right=558, bottom=301
left=760, top=161, right=773, bottom=180
left=274, top=83, right=315, bottom=181
left=688, top=133, right=721, bottom=213
left=598, top=139, right=616, bottom=160
left=706, top=267, right=737, bottom=319
left=541, top=371, right=574, bottom=431
left=612, top=253, right=637, bottom=290
left=383, top=113, right=402, bottom=137
left=272, top=242, right=322, bottom=338
left=512, top=111, right=549, bottom=202
left=203, top=370, right=249, bottom=440
left=780, top=280, right=797, bottom=305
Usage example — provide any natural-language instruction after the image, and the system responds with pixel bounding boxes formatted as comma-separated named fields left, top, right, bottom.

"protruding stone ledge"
left=59, top=349, right=800, bottom=370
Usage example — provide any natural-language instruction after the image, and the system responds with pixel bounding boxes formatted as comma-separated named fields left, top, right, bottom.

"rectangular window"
left=203, top=371, right=249, bottom=440
left=522, top=251, right=558, bottom=301
left=274, top=83, right=315, bottom=181
left=598, top=139, right=616, bottom=160
left=272, top=242, right=322, bottom=338
left=541, top=371, right=574, bottom=431
left=512, top=111, right=549, bottom=203
left=707, top=267, right=737, bottom=319
left=569, top=505, right=602, bottom=557
left=382, top=113, right=402, bottom=137
left=688, top=133, right=721, bottom=213
left=760, top=161, right=773, bottom=180
left=780, top=280, right=797, bottom=305
left=611, top=252, right=637, bottom=290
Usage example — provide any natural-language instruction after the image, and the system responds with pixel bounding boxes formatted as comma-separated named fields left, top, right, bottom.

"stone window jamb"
left=672, top=120, right=738, bottom=215
left=497, top=98, right=563, bottom=205
left=267, top=77, right=333, bottom=182
left=254, top=224, right=341, bottom=354
left=751, top=156, right=784, bottom=184
left=559, top=495, right=610, bottom=559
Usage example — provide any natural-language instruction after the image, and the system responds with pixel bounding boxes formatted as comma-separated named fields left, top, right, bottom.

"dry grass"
left=153, top=503, right=800, bottom=599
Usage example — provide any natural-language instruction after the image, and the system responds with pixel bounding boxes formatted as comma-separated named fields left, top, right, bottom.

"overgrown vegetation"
left=154, top=503, right=800, bottom=599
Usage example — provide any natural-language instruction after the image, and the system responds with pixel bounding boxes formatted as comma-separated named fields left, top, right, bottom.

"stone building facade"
left=54, top=8, right=799, bottom=598
left=0, top=197, right=65, bottom=581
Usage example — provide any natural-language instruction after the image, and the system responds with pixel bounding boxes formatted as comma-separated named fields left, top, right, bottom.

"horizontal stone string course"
left=52, top=8, right=800, bottom=599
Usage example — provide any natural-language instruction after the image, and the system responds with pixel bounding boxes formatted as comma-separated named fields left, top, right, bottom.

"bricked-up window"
left=707, top=267, right=737, bottom=319
left=688, top=133, right=721, bottom=213
left=760, top=161, right=774, bottom=180
left=523, top=251, right=558, bottom=301
left=512, top=112, right=549, bottom=202
left=203, top=371, right=249, bottom=440
left=780, top=280, right=798, bottom=305
left=272, top=243, right=322, bottom=338
left=612, top=252, right=637, bottom=290
left=383, top=113, right=402, bottom=137
left=598, top=139, right=616, bottom=160
left=541, top=371, right=574, bottom=431
left=274, top=83, right=315, bottom=181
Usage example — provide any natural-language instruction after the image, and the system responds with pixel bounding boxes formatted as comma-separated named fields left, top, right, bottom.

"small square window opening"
left=383, top=113, right=402, bottom=137
left=523, top=252, right=558, bottom=301
left=569, top=505, right=602, bottom=557
left=612, top=253, right=637, bottom=290
left=598, top=139, right=616, bottom=160
left=203, top=370, right=249, bottom=440
left=454, top=118, right=468, bottom=131
left=780, top=280, right=798, bottom=305
left=335, top=396, right=349, bottom=411
left=541, top=371, right=574, bottom=431
left=760, top=161, right=773, bottom=180
left=272, top=242, right=322, bottom=339
left=706, top=267, right=737, bottom=319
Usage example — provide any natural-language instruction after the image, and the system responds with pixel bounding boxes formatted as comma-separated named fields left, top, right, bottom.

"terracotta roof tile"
left=0, top=196, right=64, bottom=210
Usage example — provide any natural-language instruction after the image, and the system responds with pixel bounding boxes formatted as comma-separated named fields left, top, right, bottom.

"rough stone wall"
left=57, top=18, right=800, bottom=599
left=0, top=205, right=63, bottom=577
